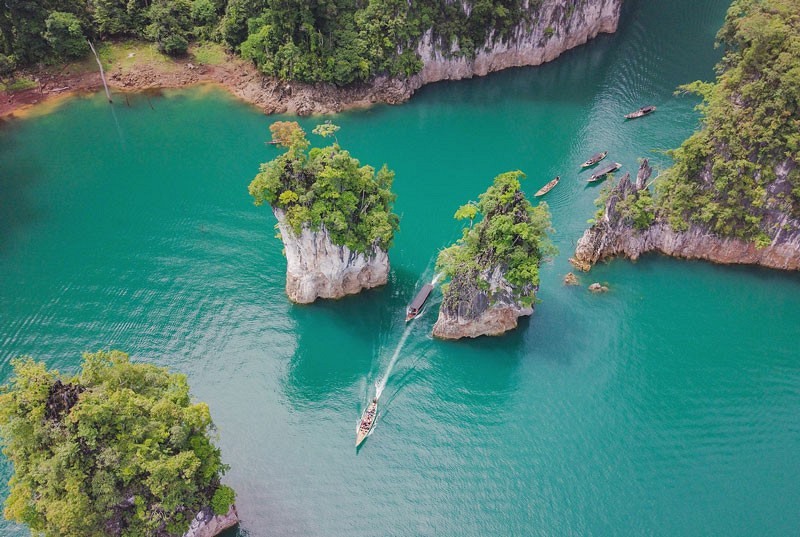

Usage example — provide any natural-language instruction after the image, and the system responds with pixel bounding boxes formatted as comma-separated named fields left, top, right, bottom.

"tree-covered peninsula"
left=574, top=0, right=800, bottom=271
left=433, top=171, right=555, bottom=339
left=0, top=351, right=237, bottom=537
left=249, top=121, right=399, bottom=303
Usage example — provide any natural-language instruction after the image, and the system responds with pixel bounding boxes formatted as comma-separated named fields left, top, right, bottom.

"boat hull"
left=356, top=400, right=378, bottom=446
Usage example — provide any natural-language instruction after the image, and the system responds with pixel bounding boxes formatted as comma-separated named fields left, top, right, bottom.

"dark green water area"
left=2, top=0, right=799, bottom=535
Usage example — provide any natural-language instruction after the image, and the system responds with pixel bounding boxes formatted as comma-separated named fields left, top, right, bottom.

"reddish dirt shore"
left=0, top=53, right=415, bottom=120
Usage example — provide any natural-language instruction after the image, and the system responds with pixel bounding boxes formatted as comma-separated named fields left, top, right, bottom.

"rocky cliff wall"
left=413, top=0, right=622, bottom=84
left=274, top=209, right=390, bottom=303
left=432, top=266, right=533, bottom=339
left=182, top=505, right=239, bottom=537
left=573, top=161, right=800, bottom=271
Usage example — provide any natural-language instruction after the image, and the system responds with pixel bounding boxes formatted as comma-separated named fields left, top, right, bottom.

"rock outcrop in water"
left=432, top=266, right=535, bottom=339
left=433, top=171, right=555, bottom=339
left=182, top=505, right=239, bottom=537
left=572, top=160, right=800, bottom=271
left=274, top=208, right=390, bottom=304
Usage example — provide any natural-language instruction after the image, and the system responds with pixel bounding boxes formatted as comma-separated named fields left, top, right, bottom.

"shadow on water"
left=0, top=132, right=42, bottom=253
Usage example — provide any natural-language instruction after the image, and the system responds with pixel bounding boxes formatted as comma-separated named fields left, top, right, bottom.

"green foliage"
left=44, top=12, right=88, bottom=60
left=249, top=121, right=399, bottom=255
left=436, top=171, right=556, bottom=311
left=0, top=351, right=232, bottom=537
left=210, top=485, right=235, bottom=515
left=146, top=0, right=193, bottom=56
left=615, top=188, right=656, bottom=230
left=657, top=0, right=800, bottom=239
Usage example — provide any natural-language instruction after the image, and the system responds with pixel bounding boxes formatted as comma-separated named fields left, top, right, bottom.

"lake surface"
left=2, top=0, right=799, bottom=535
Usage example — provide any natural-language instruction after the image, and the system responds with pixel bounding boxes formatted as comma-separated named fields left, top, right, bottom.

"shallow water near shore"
left=2, top=0, right=800, bottom=536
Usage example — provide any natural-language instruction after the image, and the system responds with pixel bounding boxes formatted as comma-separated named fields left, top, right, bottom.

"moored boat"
left=406, top=283, right=433, bottom=321
left=624, top=105, right=656, bottom=119
left=356, top=398, right=378, bottom=447
left=580, top=151, right=608, bottom=168
left=588, top=162, right=622, bottom=182
left=534, top=176, right=560, bottom=197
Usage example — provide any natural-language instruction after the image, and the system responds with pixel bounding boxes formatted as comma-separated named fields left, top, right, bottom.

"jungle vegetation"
left=0, top=0, right=540, bottom=84
left=248, top=121, right=399, bottom=254
left=0, top=351, right=234, bottom=537
left=436, top=171, right=555, bottom=312
left=653, top=0, right=800, bottom=243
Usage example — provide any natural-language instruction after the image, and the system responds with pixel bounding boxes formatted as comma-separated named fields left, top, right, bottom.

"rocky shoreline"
left=1, top=0, right=621, bottom=119
left=572, top=160, right=800, bottom=271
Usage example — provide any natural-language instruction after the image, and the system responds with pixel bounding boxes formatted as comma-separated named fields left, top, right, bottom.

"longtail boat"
left=534, top=176, right=560, bottom=197
left=580, top=151, right=608, bottom=168
left=406, top=283, right=433, bottom=322
left=624, top=105, right=656, bottom=119
left=588, top=162, right=622, bottom=182
left=356, top=398, right=378, bottom=447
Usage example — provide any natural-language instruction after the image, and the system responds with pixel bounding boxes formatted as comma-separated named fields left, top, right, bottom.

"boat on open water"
left=356, top=398, right=378, bottom=447
left=624, top=105, right=656, bottom=119
left=580, top=151, right=608, bottom=168
left=406, top=283, right=433, bottom=321
left=534, top=176, right=560, bottom=197
left=588, top=162, right=622, bottom=182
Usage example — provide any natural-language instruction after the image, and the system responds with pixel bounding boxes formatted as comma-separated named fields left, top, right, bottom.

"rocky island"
left=433, top=171, right=556, bottom=339
left=574, top=0, right=800, bottom=272
left=0, top=351, right=237, bottom=537
left=249, top=121, right=399, bottom=303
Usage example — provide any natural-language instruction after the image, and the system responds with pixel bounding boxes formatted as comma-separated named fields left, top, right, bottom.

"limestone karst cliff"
left=274, top=209, right=390, bottom=304
left=572, top=160, right=800, bottom=271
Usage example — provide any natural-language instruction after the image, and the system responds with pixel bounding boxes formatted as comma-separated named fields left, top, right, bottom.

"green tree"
left=44, top=11, right=88, bottom=60
left=249, top=121, right=399, bottom=254
left=0, top=351, right=234, bottom=537
left=146, top=0, right=193, bottom=56
left=437, top=171, right=556, bottom=311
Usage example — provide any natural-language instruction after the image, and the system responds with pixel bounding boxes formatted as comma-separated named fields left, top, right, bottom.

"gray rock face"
left=181, top=505, right=239, bottom=537
left=432, top=266, right=533, bottom=339
left=413, top=0, right=622, bottom=84
left=274, top=209, right=390, bottom=303
left=574, top=160, right=800, bottom=270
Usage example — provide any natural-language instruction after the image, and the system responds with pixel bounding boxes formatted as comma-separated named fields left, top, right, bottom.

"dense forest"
left=437, top=171, right=555, bottom=313
left=0, top=351, right=234, bottom=537
left=652, top=0, right=800, bottom=243
left=0, top=0, right=535, bottom=85
left=249, top=121, right=399, bottom=254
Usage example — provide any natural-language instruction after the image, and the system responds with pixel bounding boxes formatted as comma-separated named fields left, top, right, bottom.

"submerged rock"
left=563, top=272, right=580, bottom=285
left=274, top=209, right=389, bottom=304
left=588, top=283, right=608, bottom=293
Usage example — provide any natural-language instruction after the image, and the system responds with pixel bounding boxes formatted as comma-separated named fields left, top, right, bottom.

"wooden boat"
left=356, top=398, right=378, bottom=447
left=580, top=151, right=608, bottom=168
left=406, top=283, right=433, bottom=322
left=624, top=105, right=656, bottom=119
left=534, top=176, right=560, bottom=197
left=588, top=162, right=622, bottom=182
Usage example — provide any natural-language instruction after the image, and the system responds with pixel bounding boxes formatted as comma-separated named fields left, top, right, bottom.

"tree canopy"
left=0, top=351, right=234, bottom=537
left=655, top=0, right=800, bottom=242
left=436, top=171, right=555, bottom=310
left=248, top=121, right=399, bottom=255
left=1, top=0, right=537, bottom=84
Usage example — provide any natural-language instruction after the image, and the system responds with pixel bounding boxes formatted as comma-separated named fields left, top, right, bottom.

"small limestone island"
left=573, top=0, right=800, bottom=272
left=249, top=121, right=399, bottom=303
left=0, top=351, right=237, bottom=537
left=433, top=171, right=556, bottom=339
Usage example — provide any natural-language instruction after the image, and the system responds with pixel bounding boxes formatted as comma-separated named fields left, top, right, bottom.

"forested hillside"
left=0, top=0, right=536, bottom=85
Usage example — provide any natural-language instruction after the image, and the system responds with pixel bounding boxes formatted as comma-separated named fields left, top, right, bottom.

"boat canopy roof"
left=594, top=163, right=620, bottom=176
left=409, top=284, right=434, bottom=310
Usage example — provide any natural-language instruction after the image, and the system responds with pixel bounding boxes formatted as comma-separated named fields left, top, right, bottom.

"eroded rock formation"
left=182, top=505, right=239, bottom=537
left=573, top=160, right=800, bottom=271
left=274, top=209, right=389, bottom=304
left=432, top=266, right=534, bottom=339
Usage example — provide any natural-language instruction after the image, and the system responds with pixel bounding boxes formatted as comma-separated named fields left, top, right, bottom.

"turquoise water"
left=2, top=0, right=800, bottom=535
